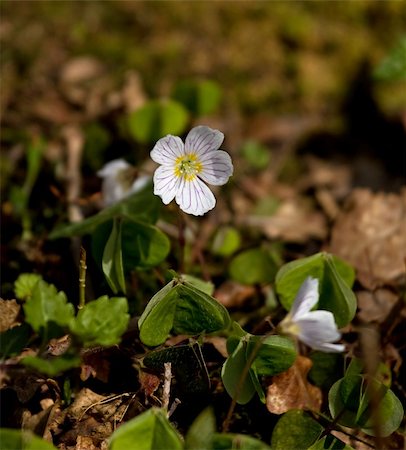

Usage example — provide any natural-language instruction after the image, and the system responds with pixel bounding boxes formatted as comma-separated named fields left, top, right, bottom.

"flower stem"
left=178, top=211, right=186, bottom=274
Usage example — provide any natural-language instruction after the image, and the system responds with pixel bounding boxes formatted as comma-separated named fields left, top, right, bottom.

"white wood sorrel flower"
left=97, top=159, right=150, bottom=207
left=150, top=126, right=233, bottom=216
left=279, top=277, right=345, bottom=353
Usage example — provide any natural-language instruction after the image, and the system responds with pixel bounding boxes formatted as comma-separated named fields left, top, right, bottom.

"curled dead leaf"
left=266, top=355, right=322, bottom=415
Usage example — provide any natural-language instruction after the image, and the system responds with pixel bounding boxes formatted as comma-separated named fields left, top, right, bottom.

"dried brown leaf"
left=60, top=57, right=105, bottom=85
left=75, top=435, right=98, bottom=450
left=266, top=355, right=322, bottom=415
left=139, top=371, right=160, bottom=398
left=329, top=188, right=406, bottom=289
left=246, top=198, right=327, bottom=243
left=80, top=353, right=110, bottom=383
left=357, top=289, right=398, bottom=323
left=215, top=281, right=256, bottom=309
left=0, top=298, right=20, bottom=332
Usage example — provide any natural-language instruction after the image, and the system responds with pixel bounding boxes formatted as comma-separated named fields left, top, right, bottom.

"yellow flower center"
left=174, top=153, right=203, bottom=181
left=279, top=316, right=301, bottom=337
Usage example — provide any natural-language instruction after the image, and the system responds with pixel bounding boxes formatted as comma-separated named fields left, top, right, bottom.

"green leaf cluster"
left=275, top=252, right=356, bottom=327
left=328, top=371, right=403, bottom=437
left=222, top=324, right=297, bottom=404
left=229, top=248, right=278, bottom=285
left=109, top=408, right=183, bottom=450
left=109, top=406, right=271, bottom=450
left=7, top=275, right=130, bottom=376
left=128, top=99, right=189, bottom=144
left=172, top=79, right=222, bottom=117
left=50, top=185, right=169, bottom=293
left=92, top=218, right=170, bottom=293
left=138, top=275, right=231, bottom=347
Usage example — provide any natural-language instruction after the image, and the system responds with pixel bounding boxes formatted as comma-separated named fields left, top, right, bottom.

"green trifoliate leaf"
left=23, top=280, right=75, bottom=333
left=328, top=375, right=404, bottom=437
left=229, top=248, right=278, bottom=285
left=180, top=274, right=214, bottom=296
left=249, top=335, right=297, bottom=377
left=138, top=278, right=230, bottom=347
left=128, top=99, right=189, bottom=144
left=93, top=219, right=170, bottom=275
left=14, top=273, right=42, bottom=301
left=222, top=333, right=297, bottom=405
left=172, top=283, right=230, bottom=335
left=271, top=410, right=323, bottom=450
left=211, top=226, right=241, bottom=257
left=0, top=429, right=58, bottom=450
left=69, top=296, right=129, bottom=347
left=172, top=79, right=222, bottom=117
left=275, top=252, right=356, bottom=327
left=109, top=407, right=183, bottom=450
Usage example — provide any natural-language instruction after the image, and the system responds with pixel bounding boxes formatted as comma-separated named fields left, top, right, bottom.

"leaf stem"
left=79, top=246, right=87, bottom=309
left=222, top=334, right=267, bottom=432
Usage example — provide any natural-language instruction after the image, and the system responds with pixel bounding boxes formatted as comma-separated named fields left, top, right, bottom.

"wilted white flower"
left=279, top=277, right=345, bottom=353
left=150, top=125, right=233, bottom=216
left=97, top=159, right=150, bottom=207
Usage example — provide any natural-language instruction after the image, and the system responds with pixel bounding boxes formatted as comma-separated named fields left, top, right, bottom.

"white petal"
left=295, top=310, right=342, bottom=352
left=151, top=135, right=185, bottom=165
left=185, top=126, right=224, bottom=157
left=176, top=177, right=216, bottom=216
left=199, top=150, right=233, bottom=186
left=309, top=342, right=345, bottom=353
left=97, top=159, right=130, bottom=178
left=289, top=277, right=319, bottom=320
left=153, top=165, right=180, bottom=204
left=101, top=178, right=127, bottom=207
left=130, top=175, right=151, bottom=194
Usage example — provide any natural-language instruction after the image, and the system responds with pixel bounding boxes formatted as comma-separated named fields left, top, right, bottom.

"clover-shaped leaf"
left=275, top=252, right=356, bottom=327
left=138, top=278, right=230, bottom=347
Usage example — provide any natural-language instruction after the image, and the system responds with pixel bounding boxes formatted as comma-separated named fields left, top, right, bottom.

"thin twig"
left=162, top=362, right=172, bottom=413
